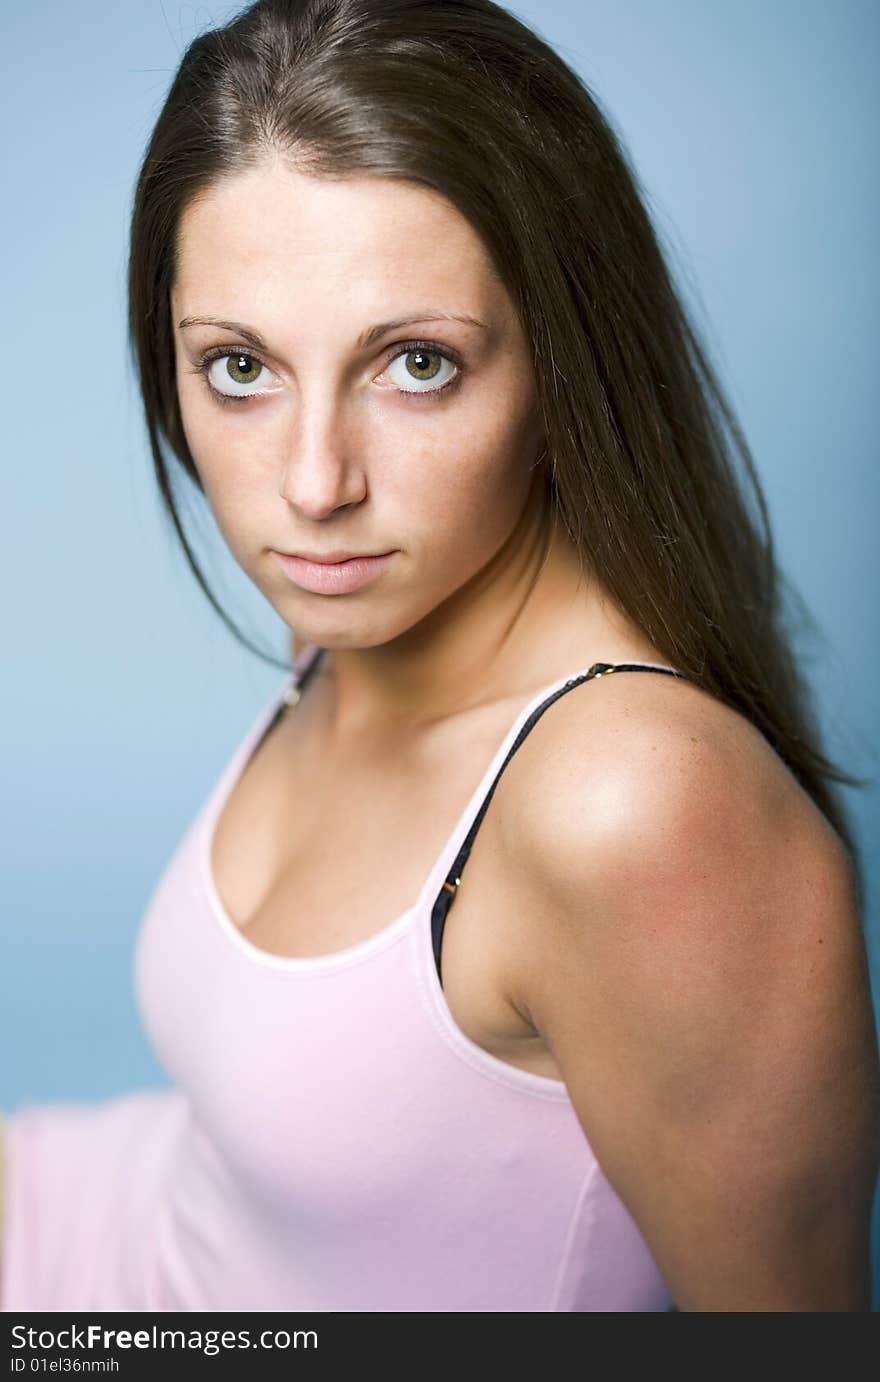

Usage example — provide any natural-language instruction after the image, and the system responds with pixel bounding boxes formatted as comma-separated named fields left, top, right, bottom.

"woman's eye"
left=384, top=346, right=459, bottom=395
left=204, top=352, right=272, bottom=398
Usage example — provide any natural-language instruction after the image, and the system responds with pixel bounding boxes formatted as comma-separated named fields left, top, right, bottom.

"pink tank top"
left=1, top=645, right=680, bottom=1312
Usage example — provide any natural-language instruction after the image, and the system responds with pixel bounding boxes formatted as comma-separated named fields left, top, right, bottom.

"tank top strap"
left=430, top=659, right=689, bottom=985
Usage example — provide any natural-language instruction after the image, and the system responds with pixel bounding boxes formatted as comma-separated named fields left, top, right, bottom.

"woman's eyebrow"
left=178, top=317, right=268, bottom=350
left=356, top=311, right=489, bottom=350
left=176, top=311, right=489, bottom=353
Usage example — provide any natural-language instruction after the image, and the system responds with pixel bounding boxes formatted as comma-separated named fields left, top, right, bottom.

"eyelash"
left=188, top=339, right=464, bottom=408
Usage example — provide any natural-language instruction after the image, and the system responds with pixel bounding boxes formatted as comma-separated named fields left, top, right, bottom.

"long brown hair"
left=127, top=0, right=870, bottom=908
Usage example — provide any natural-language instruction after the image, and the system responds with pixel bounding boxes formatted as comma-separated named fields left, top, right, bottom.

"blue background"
left=2, top=2, right=878, bottom=1306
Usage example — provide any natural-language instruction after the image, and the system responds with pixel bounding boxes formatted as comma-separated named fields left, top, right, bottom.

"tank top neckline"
left=198, top=645, right=681, bottom=978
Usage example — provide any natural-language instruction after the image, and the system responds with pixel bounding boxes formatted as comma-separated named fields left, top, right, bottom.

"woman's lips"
left=270, top=550, right=396, bottom=595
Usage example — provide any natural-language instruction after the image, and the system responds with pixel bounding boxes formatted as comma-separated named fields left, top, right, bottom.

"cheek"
left=389, top=389, right=538, bottom=536
left=177, top=389, right=259, bottom=521
left=181, top=425, right=266, bottom=561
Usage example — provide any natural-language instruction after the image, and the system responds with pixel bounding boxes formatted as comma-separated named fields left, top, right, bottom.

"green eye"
left=387, top=344, right=459, bottom=395
left=224, top=353, right=264, bottom=386
left=196, top=350, right=271, bottom=402
left=405, top=349, right=442, bottom=381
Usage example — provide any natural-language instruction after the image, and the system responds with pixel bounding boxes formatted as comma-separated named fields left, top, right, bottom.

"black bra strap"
left=283, top=644, right=326, bottom=707
left=430, top=662, right=688, bottom=986
left=247, top=645, right=327, bottom=760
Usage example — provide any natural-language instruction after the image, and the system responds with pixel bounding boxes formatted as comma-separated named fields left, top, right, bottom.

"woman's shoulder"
left=500, top=656, right=843, bottom=887
left=491, top=653, right=858, bottom=1089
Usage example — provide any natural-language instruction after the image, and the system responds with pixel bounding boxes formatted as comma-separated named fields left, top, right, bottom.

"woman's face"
left=170, top=158, right=546, bottom=649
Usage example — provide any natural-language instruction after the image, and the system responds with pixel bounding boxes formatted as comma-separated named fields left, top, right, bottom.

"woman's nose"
left=277, top=391, right=367, bottom=520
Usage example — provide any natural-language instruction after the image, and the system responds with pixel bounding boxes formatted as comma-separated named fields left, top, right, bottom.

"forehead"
left=172, top=159, right=504, bottom=326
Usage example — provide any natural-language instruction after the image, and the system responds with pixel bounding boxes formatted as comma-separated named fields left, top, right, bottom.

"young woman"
left=2, top=0, right=878, bottom=1312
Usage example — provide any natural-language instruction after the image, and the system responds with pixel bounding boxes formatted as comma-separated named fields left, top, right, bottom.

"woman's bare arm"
left=506, top=688, right=880, bottom=1311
